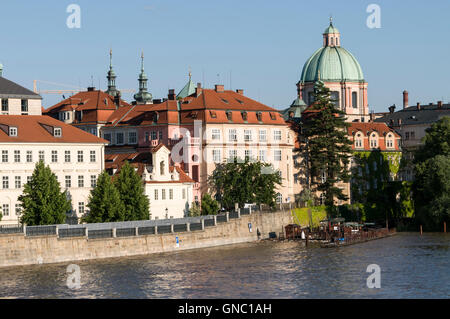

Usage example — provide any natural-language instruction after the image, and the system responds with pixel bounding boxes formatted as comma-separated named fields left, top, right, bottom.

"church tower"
left=133, top=51, right=153, bottom=104
left=296, top=19, right=369, bottom=122
left=106, top=49, right=120, bottom=97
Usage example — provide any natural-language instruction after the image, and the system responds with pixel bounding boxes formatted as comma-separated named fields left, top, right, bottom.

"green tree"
left=188, top=201, right=201, bottom=217
left=81, top=171, right=125, bottom=223
left=413, top=117, right=450, bottom=229
left=18, top=161, right=71, bottom=226
left=208, top=158, right=281, bottom=210
left=414, top=155, right=450, bottom=228
left=414, top=116, right=450, bottom=163
left=114, top=161, right=150, bottom=221
left=299, top=80, right=352, bottom=212
left=201, top=193, right=219, bottom=215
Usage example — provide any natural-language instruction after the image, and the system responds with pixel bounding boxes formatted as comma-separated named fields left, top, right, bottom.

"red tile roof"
left=44, top=89, right=131, bottom=124
left=348, top=122, right=401, bottom=151
left=105, top=148, right=194, bottom=184
left=0, top=115, right=108, bottom=144
left=348, top=122, right=400, bottom=137
left=104, top=89, right=287, bottom=126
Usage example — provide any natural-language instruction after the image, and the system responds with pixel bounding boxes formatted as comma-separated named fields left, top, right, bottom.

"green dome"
left=300, top=46, right=364, bottom=83
left=324, top=24, right=339, bottom=34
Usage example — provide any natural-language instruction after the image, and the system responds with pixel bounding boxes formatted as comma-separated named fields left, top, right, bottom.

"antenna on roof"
left=90, top=75, right=94, bottom=88
left=230, top=69, right=232, bottom=90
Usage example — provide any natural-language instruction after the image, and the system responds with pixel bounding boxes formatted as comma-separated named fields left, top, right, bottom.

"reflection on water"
left=0, top=233, right=448, bottom=298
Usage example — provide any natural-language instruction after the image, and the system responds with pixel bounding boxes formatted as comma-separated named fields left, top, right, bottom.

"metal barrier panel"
left=0, top=225, right=23, bottom=234
left=204, top=219, right=215, bottom=227
left=241, top=208, right=250, bottom=215
left=116, top=228, right=136, bottom=237
left=216, top=215, right=227, bottom=223
left=138, top=226, right=155, bottom=236
left=190, top=222, right=202, bottom=231
left=158, top=225, right=172, bottom=234
left=173, top=224, right=187, bottom=233
left=229, top=212, right=239, bottom=219
left=88, top=229, right=113, bottom=239
left=58, top=227, right=86, bottom=238
left=26, top=225, right=57, bottom=237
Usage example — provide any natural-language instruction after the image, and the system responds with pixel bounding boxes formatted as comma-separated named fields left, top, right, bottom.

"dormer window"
left=54, top=128, right=62, bottom=137
left=221, top=98, right=229, bottom=104
left=209, top=110, right=217, bottom=119
left=386, top=133, right=394, bottom=148
left=160, top=160, right=165, bottom=175
left=190, top=111, right=198, bottom=119
left=226, top=111, right=232, bottom=121
left=369, top=133, right=378, bottom=148
left=256, top=112, right=262, bottom=121
left=241, top=111, right=248, bottom=121
left=269, top=112, right=276, bottom=120
left=21, top=99, right=28, bottom=114
left=354, top=133, right=363, bottom=148
left=9, top=127, right=17, bottom=137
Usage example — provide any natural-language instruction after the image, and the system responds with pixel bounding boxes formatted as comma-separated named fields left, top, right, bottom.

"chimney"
left=403, top=90, right=409, bottom=109
left=437, top=101, right=443, bottom=108
left=214, top=84, right=224, bottom=93
left=87, top=87, right=95, bottom=92
left=168, top=89, right=176, bottom=100
left=195, top=83, right=202, bottom=97
left=236, top=89, right=244, bottom=95
left=416, top=102, right=420, bottom=110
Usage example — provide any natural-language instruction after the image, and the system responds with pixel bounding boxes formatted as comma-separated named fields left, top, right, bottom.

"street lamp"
left=165, top=208, right=168, bottom=219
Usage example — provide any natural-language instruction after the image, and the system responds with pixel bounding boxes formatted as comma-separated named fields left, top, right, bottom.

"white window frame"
left=211, top=129, right=221, bottom=140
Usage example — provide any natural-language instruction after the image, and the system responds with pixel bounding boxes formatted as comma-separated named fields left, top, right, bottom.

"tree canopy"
left=114, top=161, right=150, bottom=221
left=18, top=161, right=71, bottom=226
left=208, top=158, right=282, bottom=210
left=413, top=116, right=450, bottom=228
left=298, top=80, right=352, bottom=209
left=81, top=171, right=125, bottom=223
left=201, top=193, right=219, bottom=215
left=413, top=116, right=450, bottom=229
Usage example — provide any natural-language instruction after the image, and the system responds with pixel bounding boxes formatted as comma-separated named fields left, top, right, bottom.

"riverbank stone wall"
left=0, top=210, right=293, bottom=268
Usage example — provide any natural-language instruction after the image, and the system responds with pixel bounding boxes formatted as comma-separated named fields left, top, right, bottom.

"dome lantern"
left=323, top=17, right=341, bottom=47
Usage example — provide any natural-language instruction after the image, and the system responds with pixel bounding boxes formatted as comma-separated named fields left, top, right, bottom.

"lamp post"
left=165, top=208, right=168, bottom=219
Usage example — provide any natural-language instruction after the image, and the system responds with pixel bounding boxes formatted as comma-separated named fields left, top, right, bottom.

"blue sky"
left=1, top=0, right=450, bottom=112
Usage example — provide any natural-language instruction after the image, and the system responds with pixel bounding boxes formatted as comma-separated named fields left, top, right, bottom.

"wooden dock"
left=320, top=228, right=396, bottom=248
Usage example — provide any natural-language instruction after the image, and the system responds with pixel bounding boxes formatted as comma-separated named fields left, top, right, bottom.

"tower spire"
left=109, top=48, right=113, bottom=69
left=106, top=48, right=119, bottom=97
left=134, top=50, right=152, bottom=104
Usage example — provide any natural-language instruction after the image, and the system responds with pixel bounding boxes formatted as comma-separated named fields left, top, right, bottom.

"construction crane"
left=33, top=80, right=135, bottom=95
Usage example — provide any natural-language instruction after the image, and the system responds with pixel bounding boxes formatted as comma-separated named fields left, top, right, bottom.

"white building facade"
left=0, top=116, right=107, bottom=225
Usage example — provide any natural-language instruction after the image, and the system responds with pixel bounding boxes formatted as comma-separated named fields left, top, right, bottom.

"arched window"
left=336, top=38, right=339, bottom=46
left=331, top=37, right=334, bottom=46
left=355, top=133, right=363, bottom=148
left=160, top=160, right=165, bottom=175
left=386, top=134, right=394, bottom=148
left=370, top=133, right=378, bottom=148
left=352, top=92, right=357, bottom=108
left=276, top=193, right=282, bottom=204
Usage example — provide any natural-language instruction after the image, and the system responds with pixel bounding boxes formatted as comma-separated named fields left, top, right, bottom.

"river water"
left=0, top=232, right=448, bottom=298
